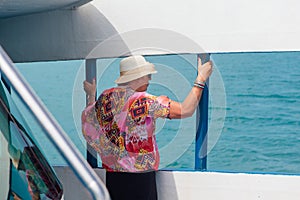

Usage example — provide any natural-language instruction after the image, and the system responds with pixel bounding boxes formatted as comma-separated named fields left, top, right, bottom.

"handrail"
left=0, top=46, right=110, bottom=200
left=195, top=54, right=210, bottom=170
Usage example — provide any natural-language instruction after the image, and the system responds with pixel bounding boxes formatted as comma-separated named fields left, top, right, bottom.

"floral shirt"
left=82, top=87, right=170, bottom=172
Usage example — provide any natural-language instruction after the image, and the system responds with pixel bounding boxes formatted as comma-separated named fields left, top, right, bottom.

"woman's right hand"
left=83, top=79, right=96, bottom=97
left=197, top=57, right=213, bottom=82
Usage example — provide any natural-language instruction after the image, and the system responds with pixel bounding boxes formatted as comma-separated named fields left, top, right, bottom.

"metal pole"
left=85, top=59, right=98, bottom=168
left=0, top=46, right=110, bottom=200
left=195, top=53, right=210, bottom=171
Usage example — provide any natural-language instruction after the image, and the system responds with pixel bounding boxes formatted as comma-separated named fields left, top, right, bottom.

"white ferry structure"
left=1, top=0, right=300, bottom=199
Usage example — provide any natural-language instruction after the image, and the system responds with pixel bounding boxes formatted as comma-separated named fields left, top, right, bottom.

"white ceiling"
left=0, top=0, right=91, bottom=18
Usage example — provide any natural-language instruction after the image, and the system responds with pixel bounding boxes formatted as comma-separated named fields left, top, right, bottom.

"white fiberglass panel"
left=92, top=0, right=300, bottom=53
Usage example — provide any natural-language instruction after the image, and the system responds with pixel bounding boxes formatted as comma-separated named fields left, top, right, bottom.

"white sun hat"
left=115, top=55, right=157, bottom=84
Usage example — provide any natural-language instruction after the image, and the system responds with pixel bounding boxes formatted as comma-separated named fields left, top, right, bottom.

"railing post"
left=85, top=59, right=98, bottom=168
left=195, top=53, right=210, bottom=171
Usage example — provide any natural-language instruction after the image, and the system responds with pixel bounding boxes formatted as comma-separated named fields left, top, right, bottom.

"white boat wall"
left=1, top=0, right=300, bottom=62
left=0, top=1, right=128, bottom=62
left=1, top=0, right=300, bottom=199
left=86, top=0, right=300, bottom=54
left=53, top=167, right=300, bottom=200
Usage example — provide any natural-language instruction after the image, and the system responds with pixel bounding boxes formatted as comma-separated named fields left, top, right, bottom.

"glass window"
left=92, top=54, right=200, bottom=169
left=208, top=52, right=300, bottom=174
left=16, top=60, right=84, bottom=166
left=0, top=80, right=63, bottom=199
left=14, top=52, right=300, bottom=174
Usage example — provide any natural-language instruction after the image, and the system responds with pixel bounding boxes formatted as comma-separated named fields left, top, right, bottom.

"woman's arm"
left=169, top=58, right=213, bottom=119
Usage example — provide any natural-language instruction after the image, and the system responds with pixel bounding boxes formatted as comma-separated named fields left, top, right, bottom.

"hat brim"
left=115, top=63, right=157, bottom=84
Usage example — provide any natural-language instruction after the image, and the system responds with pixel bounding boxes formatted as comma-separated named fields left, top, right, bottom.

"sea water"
left=15, top=52, right=300, bottom=174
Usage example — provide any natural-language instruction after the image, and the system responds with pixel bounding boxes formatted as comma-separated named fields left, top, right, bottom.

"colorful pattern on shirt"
left=82, top=87, right=170, bottom=172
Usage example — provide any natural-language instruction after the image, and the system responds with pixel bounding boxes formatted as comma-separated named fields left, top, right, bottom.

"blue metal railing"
left=195, top=53, right=210, bottom=171
left=85, top=59, right=98, bottom=167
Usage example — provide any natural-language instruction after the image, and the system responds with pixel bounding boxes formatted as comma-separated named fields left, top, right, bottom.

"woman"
left=82, top=55, right=213, bottom=200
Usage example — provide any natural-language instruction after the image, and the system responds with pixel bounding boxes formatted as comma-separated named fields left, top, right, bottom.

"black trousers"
left=106, top=171, right=158, bottom=200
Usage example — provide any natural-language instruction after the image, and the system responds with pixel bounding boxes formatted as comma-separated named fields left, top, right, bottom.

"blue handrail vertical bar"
left=195, top=53, right=210, bottom=171
left=85, top=59, right=98, bottom=168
